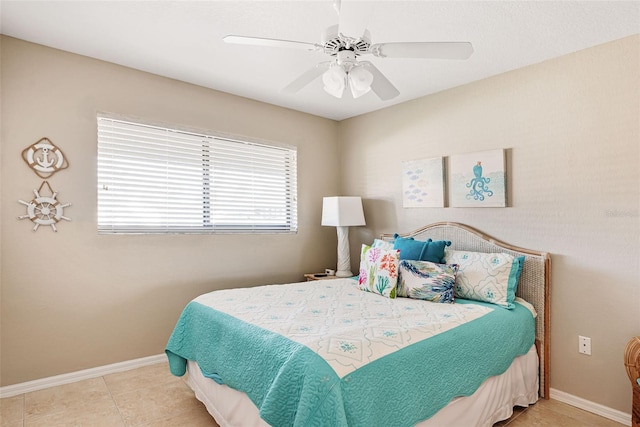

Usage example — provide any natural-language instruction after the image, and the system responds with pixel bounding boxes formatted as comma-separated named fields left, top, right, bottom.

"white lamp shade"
left=321, top=196, right=366, bottom=227
left=349, top=66, right=373, bottom=98
left=322, top=66, right=347, bottom=98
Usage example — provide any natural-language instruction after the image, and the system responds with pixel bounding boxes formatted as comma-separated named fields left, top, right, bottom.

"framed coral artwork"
left=448, top=149, right=506, bottom=207
left=402, top=157, right=444, bottom=207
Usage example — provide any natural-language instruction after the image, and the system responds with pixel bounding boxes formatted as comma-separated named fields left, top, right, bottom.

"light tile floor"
left=0, top=362, right=626, bottom=426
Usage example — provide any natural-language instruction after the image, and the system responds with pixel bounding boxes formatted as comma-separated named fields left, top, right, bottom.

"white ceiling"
left=1, top=1, right=639, bottom=121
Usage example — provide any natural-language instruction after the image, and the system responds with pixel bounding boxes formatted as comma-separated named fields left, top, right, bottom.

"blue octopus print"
left=466, top=161, right=493, bottom=201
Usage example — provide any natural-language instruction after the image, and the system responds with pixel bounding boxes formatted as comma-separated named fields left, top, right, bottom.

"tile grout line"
left=504, top=406, right=528, bottom=425
left=20, top=378, right=120, bottom=426
left=22, top=393, right=25, bottom=427
left=101, top=375, right=127, bottom=427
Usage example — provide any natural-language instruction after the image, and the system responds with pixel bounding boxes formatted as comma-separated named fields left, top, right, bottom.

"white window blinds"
left=97, top=116, right=297, bottom=234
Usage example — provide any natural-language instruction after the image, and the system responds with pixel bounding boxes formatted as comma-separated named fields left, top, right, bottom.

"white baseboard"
left=0, top=354, right=166, bottom=398
left=550, top=388, right=631, bottom=426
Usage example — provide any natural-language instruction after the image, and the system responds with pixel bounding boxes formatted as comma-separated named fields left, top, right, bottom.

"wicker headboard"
left=381, top=222, right=551, bottom=399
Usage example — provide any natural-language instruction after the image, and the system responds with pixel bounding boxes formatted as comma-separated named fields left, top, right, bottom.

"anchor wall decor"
left=21, top=137, right=69, bottom=179
left=18, top=137, right=72, bottom=232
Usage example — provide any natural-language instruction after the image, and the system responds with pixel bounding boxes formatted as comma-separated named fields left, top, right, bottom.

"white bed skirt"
left=186, top=345, right=539, bottom=427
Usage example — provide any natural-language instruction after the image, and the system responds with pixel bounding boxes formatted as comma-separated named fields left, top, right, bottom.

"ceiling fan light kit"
left=322, top=65, right=347, bottom=98
left=223, top=3, right=473, bottom=101
left=348, top=66, right=373, bottom=98
left=321, top=49, right=374, bottom=99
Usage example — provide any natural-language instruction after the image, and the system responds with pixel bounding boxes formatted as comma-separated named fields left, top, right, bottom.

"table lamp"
left=321, top=196, right=366, bottom=277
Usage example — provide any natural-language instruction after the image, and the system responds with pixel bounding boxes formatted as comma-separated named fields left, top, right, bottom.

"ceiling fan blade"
left=359, top=61, right=400, bottom=101
left=370, top=42, right=474, bottom=60
left=337, top=0, right=374, bottom=39
left=223, top=35, right=321, bottom=51
left=282, top=62, right=331, bottom=93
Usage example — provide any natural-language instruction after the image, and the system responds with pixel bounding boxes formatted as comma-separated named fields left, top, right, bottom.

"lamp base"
left=335, top=226, right=353, bottom=279
left=336, top=270, right=354, bottom=278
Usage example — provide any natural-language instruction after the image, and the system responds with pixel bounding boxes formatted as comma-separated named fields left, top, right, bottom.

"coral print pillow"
left=358, top=244, right=400, bottom=299
left=444, top=250, right=524, bottom=309
left=397, top=260, right=458, bottom=303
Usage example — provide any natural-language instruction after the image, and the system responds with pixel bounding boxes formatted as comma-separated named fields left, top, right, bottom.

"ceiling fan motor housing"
left=336, top=50, right=357, bottom=68
left=321, top=24, right=371, bottom=56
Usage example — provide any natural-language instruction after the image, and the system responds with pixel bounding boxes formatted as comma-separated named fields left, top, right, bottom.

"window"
left=97, top=115, right=297, bottom=234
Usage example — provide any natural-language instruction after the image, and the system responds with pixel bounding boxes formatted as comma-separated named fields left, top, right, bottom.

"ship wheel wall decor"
left=18, top=181, right=72, bottom=232
left=21, top=137, right=69, bottom=179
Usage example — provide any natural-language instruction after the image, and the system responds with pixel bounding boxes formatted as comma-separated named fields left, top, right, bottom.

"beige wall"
left=339, top=35, right=640, bottom=413
left=0, top=36, right=340, bottom=386
left=2, top=33, right=639, bottom=417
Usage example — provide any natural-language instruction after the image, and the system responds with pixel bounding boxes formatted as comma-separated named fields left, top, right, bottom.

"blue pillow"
left=393, top=234, right=430, bottom=260
left=392, top=234, right=451, bottom=264
left=421, top=240, right=451, bottom=264
left=508, top=256, right=526, bottom=303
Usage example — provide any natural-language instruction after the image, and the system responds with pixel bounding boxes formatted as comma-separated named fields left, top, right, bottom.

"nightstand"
left=304, top=273, right=339, bottom=281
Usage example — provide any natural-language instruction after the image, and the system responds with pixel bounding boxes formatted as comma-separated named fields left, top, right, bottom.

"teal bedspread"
left=166, top=297, right=534, bottom=427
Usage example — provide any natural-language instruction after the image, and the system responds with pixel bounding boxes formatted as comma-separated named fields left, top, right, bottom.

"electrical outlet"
left=579, top=336, right=591, bottom=355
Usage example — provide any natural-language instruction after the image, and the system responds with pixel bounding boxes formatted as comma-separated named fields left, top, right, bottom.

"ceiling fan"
left=223, top=2, right=473, bottom=101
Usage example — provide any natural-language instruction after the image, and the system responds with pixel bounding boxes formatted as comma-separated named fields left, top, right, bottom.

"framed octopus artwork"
left=448, top=149, right=506, bottom=207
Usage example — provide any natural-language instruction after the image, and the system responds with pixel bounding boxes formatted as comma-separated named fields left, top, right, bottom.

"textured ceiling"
left=1, top=1, right=639, bottom=121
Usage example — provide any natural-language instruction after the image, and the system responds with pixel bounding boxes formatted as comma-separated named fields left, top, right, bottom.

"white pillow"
left=371, top=238, right=394, bottom=251
left=444, top=250, right=524, bottom=309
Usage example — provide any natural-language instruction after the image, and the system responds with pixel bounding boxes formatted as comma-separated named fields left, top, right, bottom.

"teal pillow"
left=508, top=256, right=526, bottom=303
left=393, top=234, right=430, bottom=260
left=393, top=234, right=451, bottom=263
left=420, top=240, right=451, bottom=264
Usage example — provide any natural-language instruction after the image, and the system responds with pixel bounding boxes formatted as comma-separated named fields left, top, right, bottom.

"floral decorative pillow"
left=357, top=244, right=400, bottom=298
left=444, top=250, right=524, bottom=309
left=397, top=260, right=458, bottom=303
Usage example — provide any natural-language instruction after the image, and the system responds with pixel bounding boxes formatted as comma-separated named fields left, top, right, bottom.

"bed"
left=166, top=222, right=551, bottom=427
